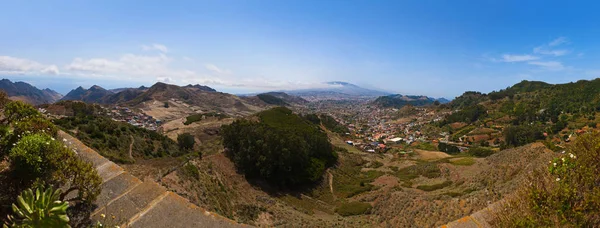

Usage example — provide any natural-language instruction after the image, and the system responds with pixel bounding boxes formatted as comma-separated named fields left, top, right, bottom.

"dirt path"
left=129, top=135, right=135, bottom=160
left=327, top=170, right=335, bottom=199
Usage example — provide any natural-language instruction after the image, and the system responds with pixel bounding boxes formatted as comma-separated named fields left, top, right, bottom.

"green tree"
left=177, top=133, right=195, bottom=150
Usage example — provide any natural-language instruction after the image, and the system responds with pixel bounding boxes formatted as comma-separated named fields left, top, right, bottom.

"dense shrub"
left=468, top=146, right=494, bottom=157
left=54, top=114, right=183, bottom=163
left=416, top=180, right=453, bottom=191
left=9, top=134, right=101, bottom=203
left=496, top=132, right=600, bottom=227
left=177, top=133, right=195, bottom=150
left=3, top=101, right=40, bottom=123
left=335, top=202, right=372, bottom=216
left=438, top=142, right=460, bottom=154
left=222, top=107, right=337, bottom=187
left=504, top=125, right=545, bottom=147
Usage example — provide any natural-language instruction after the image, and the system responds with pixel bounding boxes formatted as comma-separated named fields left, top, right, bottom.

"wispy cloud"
left=141, top=43, right=168, bottom=53
left=533, top=37, right=569, bottom=56
left=528, top=61, right=564, bottom=71
left=204, top=63, right=232, bottom=75
left=501, top=54, right=539, bottom=62
left=549, top=37, right=568, bottom=46
left=0, top=56, right=60, bottom=75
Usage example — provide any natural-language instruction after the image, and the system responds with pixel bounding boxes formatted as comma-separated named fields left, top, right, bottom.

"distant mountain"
left=183, top=84, right=217, bottom=92
left=109, top=86, right=149, bottom=93
left=284, top=81, right=390, bottom=101
left=61, top=85, right=114, bottom=103
left=0, top=79, right=63, bottom=105
left=373, top=94, right=449, bottom=108
left=259, top=92, right=308, bottom=105
left=436, top=98, right=451, bottom=104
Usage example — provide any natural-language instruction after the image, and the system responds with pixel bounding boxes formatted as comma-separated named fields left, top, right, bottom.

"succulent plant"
left=4, top=186, right=70, bottom=228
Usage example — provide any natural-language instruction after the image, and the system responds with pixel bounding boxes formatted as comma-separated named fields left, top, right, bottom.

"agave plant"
left=4, top=186, right=70, bottom=228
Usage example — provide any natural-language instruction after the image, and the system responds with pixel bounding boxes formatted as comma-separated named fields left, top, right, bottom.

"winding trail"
left=129, top=135, right=134, bottom=160
left=327, top=170, right=335, bottom=200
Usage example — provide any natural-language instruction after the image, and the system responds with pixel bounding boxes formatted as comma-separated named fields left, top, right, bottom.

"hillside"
left=373, top=94, right=441, bottom=108
left=260, top=92, right=308, bottom=105
left=0, top=78, right=63, bottom=104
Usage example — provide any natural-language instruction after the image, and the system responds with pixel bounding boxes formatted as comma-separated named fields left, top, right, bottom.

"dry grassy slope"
left=371, top=142, right=556, bottom=227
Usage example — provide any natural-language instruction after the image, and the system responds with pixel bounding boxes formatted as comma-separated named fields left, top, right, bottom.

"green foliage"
left=235, top=204, right=266, bottom=224
left=444, top=105, right=487, bottom=124
left=257, top=94, right=288, bottom=106
left=222, top=107, right=337, bottom=187
left=467, top=146, right=494, bottom=157
left=9, top=134, right=101, bottom=203
left=180, top=163, right=200, bottom=180
left=374, top=95, right=434, bottom=108
left=415, top=142, right=437, bottom=151
left=438, top=142, right=460, bottom=154
left=504, top=125, right=545, bottom=148
left=450, top=91, right=486, bottom=109
left=318, top=114, right=349, bottom=134
left=449, top=157, right=475, bottom=166
left=177, top=133, right=195, bottom=150
left=0, top=91, right=8, bottom=109
left=4, top=186, right=70, bottom=228
left=396, top=162, right=441, bottom=181
left=498, top=132, right=600, bottom=227
left=54, top=114, right=182, bottom=163
left=416, top=180, right=453, bottom=191
left=335, top=202, right=372, bottom=216
left=183, top=112, right=228, bottom=125
left=3, top=101, right=40, bottom=123
left=163, top=102, right=169, bottom=108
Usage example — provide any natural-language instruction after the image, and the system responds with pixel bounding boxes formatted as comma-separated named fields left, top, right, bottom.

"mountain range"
left=0, top=79, right=63, bottom=105
left=282, top=81, right=391, bottom=101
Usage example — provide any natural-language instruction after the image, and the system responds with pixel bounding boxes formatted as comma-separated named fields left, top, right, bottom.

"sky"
left=1, top=0, right=600, bottom=98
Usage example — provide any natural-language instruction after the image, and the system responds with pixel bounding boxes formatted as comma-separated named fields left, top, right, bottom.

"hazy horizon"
left=3, top=1, right=600, bottom=98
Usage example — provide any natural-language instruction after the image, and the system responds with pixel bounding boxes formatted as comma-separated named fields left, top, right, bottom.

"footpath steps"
left=58, top=131, right=243, bottom=228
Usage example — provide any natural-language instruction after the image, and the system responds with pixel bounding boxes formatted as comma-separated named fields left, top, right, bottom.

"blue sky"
left=1, top=0, right=599, bottom=98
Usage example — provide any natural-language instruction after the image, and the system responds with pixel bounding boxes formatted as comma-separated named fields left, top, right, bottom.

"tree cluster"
left=222, top=107, right=337, bottom=187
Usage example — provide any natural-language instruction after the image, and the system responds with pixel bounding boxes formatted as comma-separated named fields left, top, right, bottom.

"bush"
left=416, top=180, right=453, bottom=191
left=180, top=163, right=200, bottom=180
left=222, top=107, right=337, bottom=187
left=335, top=201, right=372, bottom=216
left=468, top=146, right=494, bottom=157
left=496, top=132, right=600, bottom=227
left=3, top=101, right=40, bottom=123
left=438, top=142, right=460, bottom=154
left=9, top=134, right=101, bottom=203
left=177, top=133, right=195, bottom=150
left=504, top=125, right=545, bottom=147
left=449, top=157, right=475, bottom=166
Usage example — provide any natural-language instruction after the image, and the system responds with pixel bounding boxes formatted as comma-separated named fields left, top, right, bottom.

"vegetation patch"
left=222, top=107, right=337, bottom=187
left=332, top=153, right=384, bottom=198
left=235, top=204, right=266, bottom=224
left=257, top=94, right=288, bottom=106
left=415, top=142, right=437, bottom=151
left=335, top=201, right=372, bottom=216
left=449, top=157, right=475, bottom=166
left=468, top=147, right=494, bottom=157
left=395, top=162, right=441, bottom=181
left=416, top=180, right=453, bottom=191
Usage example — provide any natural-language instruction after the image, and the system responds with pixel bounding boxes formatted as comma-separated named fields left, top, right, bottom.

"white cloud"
left=501, top=54, right=539, bottom=62
left=549, top=37, right=567, bottom=46
left=141, top=43, right=168, bottom=53
left=528, top=61, right=564, bottom=70
left=0, top=56, right=59, bottom=75
left=204, top=63, right=231, bottom=75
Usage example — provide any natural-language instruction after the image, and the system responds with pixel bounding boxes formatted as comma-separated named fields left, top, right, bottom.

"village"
left=105, top=106, right=162, bottom=131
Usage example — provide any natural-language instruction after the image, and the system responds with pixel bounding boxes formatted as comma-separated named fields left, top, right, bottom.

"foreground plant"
left=4, top=186, right=70, bottom=228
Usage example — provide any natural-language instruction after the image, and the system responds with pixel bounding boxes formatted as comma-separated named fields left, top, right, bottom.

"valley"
left=1, top=79, right=599, bottom=227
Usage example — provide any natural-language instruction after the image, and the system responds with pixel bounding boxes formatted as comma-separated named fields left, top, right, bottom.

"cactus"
left=4, top=186, right=70, bottom=228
